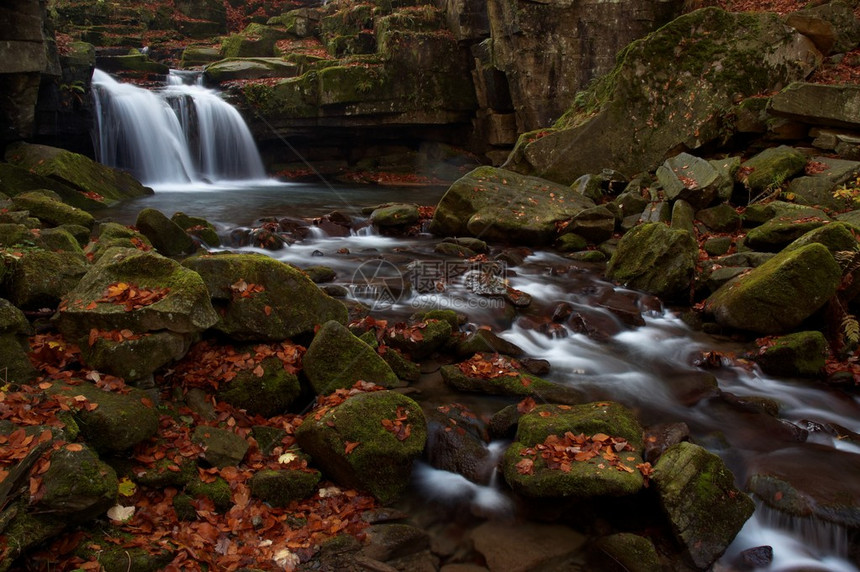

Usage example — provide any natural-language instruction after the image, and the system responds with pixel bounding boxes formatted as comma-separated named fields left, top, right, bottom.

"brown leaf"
left=515, top=458, right=534, bottom=475
left=344, top=441, right=360, bottom=455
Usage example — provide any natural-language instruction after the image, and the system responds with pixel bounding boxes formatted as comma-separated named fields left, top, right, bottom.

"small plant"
left=833, top=175, right=860, bottom=208
left=826, top=249, right=860, bottom=357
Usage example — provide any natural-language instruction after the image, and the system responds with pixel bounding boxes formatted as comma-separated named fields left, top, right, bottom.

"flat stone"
left=471, top=521, right=585, bottom=572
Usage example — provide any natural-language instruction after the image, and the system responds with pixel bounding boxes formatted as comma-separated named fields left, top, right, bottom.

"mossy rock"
left=220, top=23, right=288, bottom=58
left=191, top=426, right=249, bottom=468
left=652, top=442, right=754, bottom=569
left=440, top=363, right=582, bottom=403
left=782, top=221, right=858, bottom=254
left=203, top=57, right=299, bottom=83
left=370, top=204, right=420, bottom=228
left=249, top=468, right=321, bottom=507
left=555, top=232, right=588, bottom=253
left=754, top=331, right=827, bottom=378
left=76, top=533, right=174, bottom=572
left=696, top=203, right=741, bottom=233
left=386, top=319, right=452, bottom=360
left=0, top=334, right=37, bottom=384
left=454, top=329, right=523, bottom=358
left=11, top=191, right=95, bottom=229
left=182, top=252, right=347, bottom=341
left=4, top=248, right=89, bottom=310
left=0, top=500, right=66, bottom=570
left=170, top=211, right=221, bottom=247
left=136, top=208, right=196, bottom=257
left=590, top=533, right=661, bottom=572
left=705, top=243, right=841, bottom=334
left=739, top=145, right=808, bottom=196
left=56, top=247, right=218, bottom=339
left=0, top=223, right=33, bottom=247
left=4, top=142, right=152, bottom=205
left=295, top=390, right=427, bottom=504
left=502, top=402, right=645, bottom=499
left=181, top=46, right=221, bottom=67
left=86, top=222, right=153, bottom=262
left=216, top=355, right=301, bottom=416
left=304, top=320, right=400, bottom=395
left=0, top=161, right=107, bottom=212
left=80, top=330, right=195, bottom=382
left=133, top=456, right=197, bottom=488
left=0, top=297, right=32, bottom=335
left=186, top=475, right=233, bottom=510
left=429, top=166, right=595, bottom=245
left=744, top=217, right=829, bottom=252
left=47, top=381, right=159, bottom=453
left=35, top=443, right=119, bottom=522
left=35, top=227, right=85, bottom=254
left=301, top=265, right=336, bottom=283
left=656, top=153, right=721, bottom=209
left=97, top=53, right=170, bottom=75
left=379, top=346, right=420, bottom=382
left=605, top=223, right=698, bottom=301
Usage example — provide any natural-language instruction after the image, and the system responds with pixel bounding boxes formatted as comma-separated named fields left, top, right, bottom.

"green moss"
left=249, top=468, right=321, bottom=507
left=516, top=403, right=644, bottom=446
left=11, top=192, right=95, bottom=229
left=216, top=355, right=301, bottom=416
left=186, top=476, right=233, bottom=511
left=172, top=493, right=197, bottom=520
left=133, top=456, right=196, bottom=488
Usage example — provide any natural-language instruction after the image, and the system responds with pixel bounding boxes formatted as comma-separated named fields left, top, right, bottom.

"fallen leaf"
left=106, top=504, right=135, bottom=522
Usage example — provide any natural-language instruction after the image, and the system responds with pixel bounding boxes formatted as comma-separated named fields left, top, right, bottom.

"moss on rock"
left=754, top=331, right=827, bottom=377
left=11, top=192, right=95, bottom=229
left=216, top=355, right=301, bottom=416
left=249, top=468, right=321, bottom=507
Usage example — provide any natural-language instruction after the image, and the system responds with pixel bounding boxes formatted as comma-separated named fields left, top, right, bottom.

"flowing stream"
left=89, top=72, right=860, bottom=570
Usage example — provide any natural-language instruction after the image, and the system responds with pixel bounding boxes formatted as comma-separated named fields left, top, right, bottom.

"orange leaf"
left=264, top=305, right=272, bottom=316
left=85, top=301, right=97, bottom=310
left=252, top=364, right=265, bottom=377
left=344, top=441, right=360, bottom=455
left=66, top=443, right=83, bottom=452
left=515, top=458, right=534, bottom=475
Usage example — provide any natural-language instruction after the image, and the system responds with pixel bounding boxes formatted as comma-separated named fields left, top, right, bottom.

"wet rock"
left=295, top=391, right=427, bottom=504
left=565, top=205, right=616, bottom=244
left=554, top=233, right=588, bottom=253
left=502, top=402, right=645, bottom=499
left=425, top=403, right=493, bottom=484
left=387, top=319, right=452, bottom=360
left=191, top=426, right=249, bottom=468
left=86, top=222, right=152, bottom=262
left=300, top=265, right=336, bottom=283
left=442, top=236, right=488, bottom=254
left=590, top=532, right=661, bottom=572
left=455, top=328, right=524, bottom=358
left=249, top=468, right=321, bottom=508
left=361, top=523, right=429, bottom=562
left=595, top=290, right=646, bottom=328
left=470, top=520, right=585, bottom=572
left=135, top=208, right=196, bottom=257
left=370, top=203, right=420, bottom=229
left=380, top=346, right=420, bottom=382
left=441, top=361, right=581, bottom=403
left=652, top=442, right=754, bottom=568
left=11, top=191, right=94, bottom=229
left=36, top=443, right=118, bottom=522
left=170, top=212, right=220, bottom=247
left=705, top=243, right=841, bottom=334
left=606, top=222, right=698, bottom=301
left=303, top=320, right=400, bottom=395
left=520, top=358, right=551, bottom=377
left=183, top=252, right=347, bottom=341
left=0, top=163, right=105, bottom=212
left=435, top=241, right=476, bottom=258
left=430, top=166, right=594, bottom=245
left=643, top=422, right=690, bottom=464
left=216, top=355, right=302, bottom=416
left=734, top=545, right=773, bottom=570
left=755, top=331, right=827, bottom=378
left=744, top=216, right=829, bottom=252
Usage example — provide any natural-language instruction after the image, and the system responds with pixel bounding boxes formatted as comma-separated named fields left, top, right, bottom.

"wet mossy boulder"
left=182, top=252, right=347, bottom=341
left=35, top=227, right=85, bottom=254
left=4, top=142, right=152, bottom=204
left=216, top=355, right=302, bottom=416
left=370, top=203, right=420, bottom=229
left=56, top=247, right=218, bottom=339
left=181, top=46, right=221, bottom=67
left=386, top=319, right=452, bottom=360
left=81, top=330, right=195, bottom=382
left=171, top=212, right=221, bottom=247
left=430, top=166, right=595, bottom=245
left=502, top=402, right=645, bottom=499
left=425, top=403, right=494, bottom=484
left=303, top=320, right=400, bottom=395
left=47, top=381, right=159, bottom=453
left=440, top=360, right=582, bottom=403
left=35, top=443, right=118, bottom=522
left=505, top=8, right=821, bottom=184
left=86, top=222, right=153, bottom=262
left=3, top=248, right=89, bottom=310
left=11, top=192, right=95, bottom=229
left=0, top=163, right=105, bottom=212
left=754, top=331, right=827, bottom=378
left=744, top=216, right=830, bottom=252
left=454, top=328, right=524, bottom=358
left=295, top=390, right=427, bottom=504
left=136, top=208, right=196, bottom=257
left=249, top=467, right=321, bottom=507
left=652, top=442, right=754, bottom=569
left=191, top=426, right=249, bottom=468
left=605, top=223, right=698, bottom=301
left=705, top=243, right=841, bottom=334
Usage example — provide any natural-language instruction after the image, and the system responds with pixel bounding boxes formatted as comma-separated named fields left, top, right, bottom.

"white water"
left=91, top=69, right=266, bottom=186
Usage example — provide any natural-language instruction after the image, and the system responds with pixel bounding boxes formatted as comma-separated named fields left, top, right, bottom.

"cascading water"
left=91, top=69, right=266, bottom=186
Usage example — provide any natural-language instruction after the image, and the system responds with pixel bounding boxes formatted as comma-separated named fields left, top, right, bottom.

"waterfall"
left=91, top=69, right=266, bottom=186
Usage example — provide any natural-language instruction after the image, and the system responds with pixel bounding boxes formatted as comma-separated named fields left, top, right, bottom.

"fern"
left=842, top=313, right=860, bottom=348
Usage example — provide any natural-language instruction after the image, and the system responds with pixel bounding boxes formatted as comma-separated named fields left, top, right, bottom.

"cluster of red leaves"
left=711, top=0, right=805, bottom=15
left=275, top=37, right=329, bottom=59
left=389, top=321, right=426, bottom=343
left=805, top=160, right=831, bottom=176
left=339, top=171, right=450, bottom=187
left=80, top=191, right=104, bottom=202
left=0, top=427, right=53, bottom=483
left=515, top=431, right=651, bottom=480
left=94, top=282, right=170, bottom=312
left=809, top=48, right=860, bottom=86
left=170, top=340, right=304, bottom=392
left=27, top=333, right=130, bottom=394
left=418, top=205, right=436, bottom=219
left=311, top=381, right=385, bottom=422
left=458, top=353, right=525, bottom=383
left=229, top=278, right=265, bottom=300
left=88, top=328, right=143, bottom=346
left=380, top=405, right=412, bottom=441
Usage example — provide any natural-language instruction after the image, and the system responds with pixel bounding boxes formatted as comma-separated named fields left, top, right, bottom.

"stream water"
left=87, top=71, right=860, bottom=570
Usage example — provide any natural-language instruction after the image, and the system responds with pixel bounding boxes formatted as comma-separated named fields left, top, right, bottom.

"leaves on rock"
left=517, top=432, right=638, bottom=475
left=95, top=281, right=170, bottom=311
left=381, top=406, right=412, bottom=441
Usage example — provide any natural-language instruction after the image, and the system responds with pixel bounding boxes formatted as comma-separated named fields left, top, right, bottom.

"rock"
left=203, top=57, right=298, bottom=83
left=370, top=204, right=420, bottom=228
left=303, top=320, right=400, bottom=395
left=47, top=381, right=159, bottom=453
left=703, top=236, right=732, bottom=257
left=0, top=298, right=36, bottom=383
left=555, top=233, right=588, bottom=253
left=4, top=142, right=152, bottom=204
left=170, top=212, right=220, bottom=247
left=135, top=208, right=196, bottom=257
left=440, top=361, right=581, bottom=403
left=182, top=252, right=347, bottom=341
left=191, top=426, right=249, bottom=468
left=670, top=199, right=695, bottom=234
left=11, top=191, right=94, bottom=229
left=36, top=443, right=118, bottom=522
left=249, top=468, right=321, bottom=507
left=565, top=205, right=616, bottom=243
left=220, top=23, right=287, bottom=58
left=181, top=46, right=221, bottom=67
left=770, top=82, right=860, bottom=130
left=739, top=145, right=808, bottom=197
left=361, top=523, right=429, bottom=562
left=0, top=163, right=103, bottom=212
left=425, top=403, right=493, bottom=485
left=185, top=474, right=233, bottom=510
left=605, top=223, right=698, bottom=301
left=705, top=243, right=841, bottom=334
left=300, top=265, right=336, bottom=284
left=735, top=545, right=774, bottom=570
left=387, top=319, right=452, bottom=360
left=429, top=166, right=595, bottom=245
left=590, top=533, right=661, bottom=572
left=652, top=442, right=754, bottom=569
left=216, top=355, right=302, bottom=416
left=505, top=8, right=820, bottom=184
left=96, top=52, right=169, bottom=76
left=697, top=203, right=741, bottom=233
left=502, top=402, right=645, bottom=499
left=86, top=222, right=153, bottom=262
left=441, top=237, right=488, bottom=254
left=295, top=391, right=427, bottom=504
left=791, top=1, right=860, bottom=55
left=656, top=153, right=721, bottom=209
left=471, top=521, right=586, bottom=572
left=36, top=227, right=85, bottom=254
left=744, top=216, right=829, bottom=252
left=434, top=241, right=476, bottom=258
left=3, top=248, right=89, bottom=310
left=788, top=157, right=860, bottom=212
left=81, top=330, right=194, bottom=383
left=455, top=329, right=524, bottom=358
left=755, top=331, right=827, bottom=378
left=379, top=346, right=420, bottom=382
left=643, top=422, right=690, bottom=464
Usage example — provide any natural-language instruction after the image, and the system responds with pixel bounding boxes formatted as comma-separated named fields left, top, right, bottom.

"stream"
left=94, top=182, right=860, bottom=571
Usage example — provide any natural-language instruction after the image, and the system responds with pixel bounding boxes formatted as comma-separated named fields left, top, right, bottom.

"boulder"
left=34, top=443, right=118, bottom=522
left=738, top=145, right=808, bottom=197
left=203, top=57, right=299, bottom=83
left=744, top=216, right=829, bottom=252
left=303, top=320, right=400, bottom=395
left=180, top=47, right=221, bottom=67
left=470, top=521, right=586, bottom=572
left=370, top=203, right=420, bottom=229
left=170, top=212, right=221, bottom=247
left=505, top=8, right=820, bottom=184
left=249, top=467, right=321, bottom=507
left=705, top=243, right=841, bottom=334
left=11, top=191, right=94, bottom=229
left=454, top=329, right=524, bottom=358
left=191, top=426, right=249, bottom=468
left=0, top=298, right=36, bottom=383
left=295, top=390, right=427, bottom=504
left=86, top=222, right=153, bottom=262
left=652, top=442, right=754, bottom=569
left=82, top=330, right=195, bottom=382
left=4, top=249, right=89, bottom=310
left=590, top=533, right=661, bottom=572
left=770, top=82, right=860, bottom=130
left=696, top=203, right=741, bottom=233
left=440, top=360, right=582, bottom=403
left=429, top=166, right=595, bottom=245
left=605, top=223, right=698, bottom=301
left=135, top=208, right=196, bottom=257
left=220, top=23, right=289, bottom=58
left=216, top=355, right=302, bottom=416
left=182, top=252, right=347, bottom=341
left=386, top=319, right=452, bottom=360
left=4, top=142, right=152, bottom=204
left=655, top=153, right=721, bottom=209
left=787, top=157, right=860, bottom=211
left=502, top=402, right=645, bottom=499
left=783, top=221, right=858, bottom=254
left=564, top=206, right=616, bottom=244
left=425, top=403, right=493, bottom=485
left=755, top=331, right=827, bottom=378
left=35, top=227, right=85, bottom=254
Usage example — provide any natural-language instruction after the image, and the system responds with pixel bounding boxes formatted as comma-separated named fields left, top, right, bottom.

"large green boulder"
left=429, top=166, right=595, bottom=245
left=652, top=442, right=754, bottom=569
left=204, top=58, right=299, bottom=83
left=135, top=208, right=195, bottom=257
left=744, top=217, right=829, bottom=252
left=216, top=355, right=302, bottom=416
left=605, top=223, right=698, bottom=301
left=3, top=249, right=89, bottom=310
left=35, top=443, right=118, bottom=522
left=787, top=157, right=860, bottom=212
left=505, top=8, right=820, bottom=184
left=782, top=222, right=859, bottom=254
left=11, top=191, right=95, bottom=229
left=502, top=402, right=645, bottom=499
left=295, top=390, right=427, bottom=504
left=182, top=252, right=347, bottom=341
left=4, top=142, right=152, bottom=204
left=85, top=222, right=153, bottom=262
left=82, top=330, right=195, bottom=382
left=440, top=361, right=582, bottom=403
left=170, top=212, right=220, bottom=247
left=220, top=23, right=288, bottom=58
left=738, top=146, right=808, bottom=197
left=303, top=320, right=399, bottom=395
left=705, top=243, right=841, bottom=334
left=0, top=163, right=105, bottom=211
left=249, top=468, right=321, bottom=508
left=754, top=331, right=827, bottom=378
